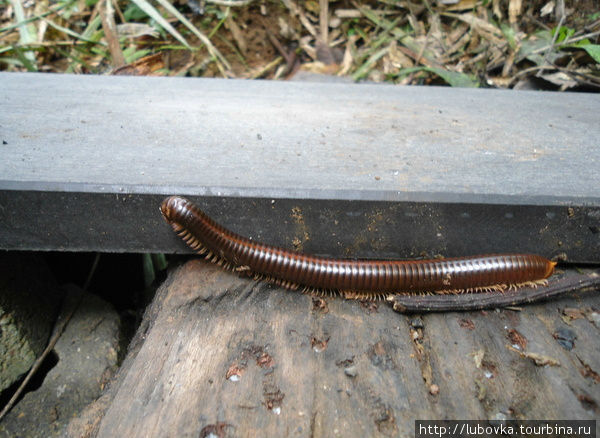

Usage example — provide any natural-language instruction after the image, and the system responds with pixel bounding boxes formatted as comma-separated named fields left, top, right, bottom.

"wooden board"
left=0, top=73, right=599, bottom=261
left=2, top=73, right=598, bottom=202
left=82, top=260, right=600, bottom=438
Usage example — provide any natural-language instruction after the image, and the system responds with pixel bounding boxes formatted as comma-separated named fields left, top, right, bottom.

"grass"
left=0, top=0, right=598, bottom=89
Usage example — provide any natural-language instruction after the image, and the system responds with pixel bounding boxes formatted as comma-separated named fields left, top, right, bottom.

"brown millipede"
left=160, top=196, right=556, bottom=299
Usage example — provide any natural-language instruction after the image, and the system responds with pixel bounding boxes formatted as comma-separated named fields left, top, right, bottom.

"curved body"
left=160, top=196, right=556, bottom=294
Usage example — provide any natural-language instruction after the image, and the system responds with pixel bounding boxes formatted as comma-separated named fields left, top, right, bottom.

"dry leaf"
left=116, top=23, right=158, bottom=38
left=539, top=72, right=578, bottom=89
left=112, top=53, right=164, bottom=76
left=540, top=1, right=555, bottom=17
left=523, top=352, right=560, bottom=367
left=443, top=0, right=478, bottom=12
left=472, top=349, right=485, bottom=368
left=447, top=12, right=503, bottom=44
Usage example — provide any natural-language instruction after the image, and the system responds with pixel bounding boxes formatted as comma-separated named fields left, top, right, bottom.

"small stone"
left=344, top=366, right=358, bottom=377
left=410, top=317, right=424, bottom=328
left=553, top=327, right=577, bottom=350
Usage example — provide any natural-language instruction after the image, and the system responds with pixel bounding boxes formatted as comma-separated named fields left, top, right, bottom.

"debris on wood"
left=506, top=345, right=561, bottom=367
left=507, top=328, right=528, bottom=350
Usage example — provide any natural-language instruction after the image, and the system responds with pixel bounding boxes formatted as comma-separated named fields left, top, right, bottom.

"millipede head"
left=546, top=260, right=558, bottom=278
left=160, top=196, right=190, bottom=225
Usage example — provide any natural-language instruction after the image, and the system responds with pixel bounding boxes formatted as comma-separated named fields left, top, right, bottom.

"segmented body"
left=160, top=196, right=555, bottom=298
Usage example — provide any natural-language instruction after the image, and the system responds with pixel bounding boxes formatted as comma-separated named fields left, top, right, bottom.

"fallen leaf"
left=507, top=328, right=527, bottom=350
left=112, top=53, right=164, bottom=76
left=540, top=1, right=555, bottom=17
left=471, top=349, right=485, bottom=368
left=116, top=23, right=158, bottom=39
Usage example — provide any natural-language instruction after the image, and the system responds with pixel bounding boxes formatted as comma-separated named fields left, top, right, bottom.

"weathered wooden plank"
left=0, top=73, right=599, bottom=260
left=1, top=73, right=598, bottom=202
left=87, top=261, right=600, bottom=438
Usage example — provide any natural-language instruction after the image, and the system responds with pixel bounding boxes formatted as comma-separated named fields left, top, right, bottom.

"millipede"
left=160, top=196, right=556, bottom=300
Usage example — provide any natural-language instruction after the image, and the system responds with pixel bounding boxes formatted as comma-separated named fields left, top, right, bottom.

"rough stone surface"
left=0, top=285, right=120, bottom=438
left=0, top=253, right=61, bottom=392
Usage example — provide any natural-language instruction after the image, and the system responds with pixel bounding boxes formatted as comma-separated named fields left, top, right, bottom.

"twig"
left=389, top=268, right=600, bottom=313
left=555, top=67, right=600, bottom=89
left=507, top=64, right=553, bottom=85
left=407, top=6, right=432, bottom=83
left=0, top=254, right=100, bottom=421
left=111, top=0, right=126, bottom=25
left=248, top=56, right=283, bottom=79
left=319, top=0, right=328, bottom=46
left=281, top=0, right=317, bottom=37
left=100, top=0, right=125, bottom=68
left=264, top=26, right=295, bottom=68
left=527, top=29, right=600, bottom=57
left=205, top=0, right=253, bottom=5
left=555, top=30, right=600, bottom=47
left=508, top=62, right=600, bottom=89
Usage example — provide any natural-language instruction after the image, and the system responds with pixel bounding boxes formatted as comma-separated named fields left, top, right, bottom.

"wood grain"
left=90, top=261, right=600, bottom=438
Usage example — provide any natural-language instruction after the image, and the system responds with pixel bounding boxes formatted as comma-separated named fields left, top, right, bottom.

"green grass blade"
left=43, top=18, right=105, bottom=44
left=577, top=44, right=600, bottom=63
left=130, top=0, right=191, bottom=49
left=352, top=46, right=390, bottom=81
left=153, top=0, right=231, bottom=70
left=0, top=0, right=75, bottom=33
left=81, top=14, right=103, bottom=40
left=8, top=0, right=37, bottom=67
left=11, top=45, right=37, bottom=71
left=397, top=66, right=479, bottom=88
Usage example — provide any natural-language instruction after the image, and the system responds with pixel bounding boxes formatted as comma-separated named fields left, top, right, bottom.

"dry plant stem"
left=112, top=0, right=126, bottom=25
left=1, top=40, right=94, bottom=47
left=224, top=13, right=246, bottom=54
left=264, top=28, right=294, bottom=70
left=0, top=254, right=101, bottom=422
left=205, top=0, right=254, bottom=6
left=406, top=21, right=432, bottom=83
left=248, top=56, right=283, bottom=79
left=509, top=64, right=600, bottom=89
left=100, top=0, right=125, bottom=68
left=509, top=64, right=553, bottom=83
left=319, top=0, right=328, bottom=46
left=281, top=0, right=317, bottom=37
left=556, top=68, right=600, bottom=89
